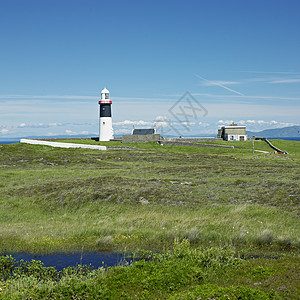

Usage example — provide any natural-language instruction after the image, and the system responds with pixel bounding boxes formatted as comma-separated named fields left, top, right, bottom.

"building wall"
left=164, top=137, right=216, bottom=143
left=218, top=126, right=247, bottom=141
left=217, top=129, right=223, bottom=139
left=99, top=117, right=114, bottom=141
left=122, top=134, right=161, bottom=143
left=160, top=141, right=234, bottom=148
left=224, top=127, right=246, bottom=135
left=225, top=134, right=247, bottom=141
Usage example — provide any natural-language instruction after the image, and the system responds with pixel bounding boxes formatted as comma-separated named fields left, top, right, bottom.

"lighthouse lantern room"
left=99, top=88, right=114, bottom=141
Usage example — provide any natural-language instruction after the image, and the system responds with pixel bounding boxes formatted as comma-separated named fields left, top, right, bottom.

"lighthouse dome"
left=101, top=88, right=109, bottom=94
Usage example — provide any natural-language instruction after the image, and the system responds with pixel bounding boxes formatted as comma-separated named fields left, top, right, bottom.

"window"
left=105, top=93, right=109, bottom=99
left=103, top=122, right=105, bottom=125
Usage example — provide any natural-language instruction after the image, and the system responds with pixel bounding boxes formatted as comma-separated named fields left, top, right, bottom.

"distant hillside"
left=247, top=125, right=300, bottom=138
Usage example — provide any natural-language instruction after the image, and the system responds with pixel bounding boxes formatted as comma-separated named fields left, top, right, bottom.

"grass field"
left=0, top=139, right=299, bottom=298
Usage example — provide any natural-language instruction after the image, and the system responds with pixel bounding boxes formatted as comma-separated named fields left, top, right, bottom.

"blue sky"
left=0, top=0, right=299, bottom=138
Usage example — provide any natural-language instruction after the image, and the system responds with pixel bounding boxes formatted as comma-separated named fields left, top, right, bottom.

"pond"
left=6, top=252, right=128, bottom=271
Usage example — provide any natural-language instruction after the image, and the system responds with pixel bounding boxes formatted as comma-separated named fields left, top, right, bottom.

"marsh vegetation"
left=0, top=139, right=299, bottom=298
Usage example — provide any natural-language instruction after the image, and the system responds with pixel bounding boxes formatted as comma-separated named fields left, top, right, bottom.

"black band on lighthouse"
left=100, top=103, right=112, bottom=117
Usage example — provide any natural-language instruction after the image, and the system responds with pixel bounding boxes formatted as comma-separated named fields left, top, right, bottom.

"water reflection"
left=9, top=252, right=126, bottom=271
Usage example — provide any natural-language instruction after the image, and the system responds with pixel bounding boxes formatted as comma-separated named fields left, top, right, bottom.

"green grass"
left=0, top=140, right=299, bottom=298
left=1, top=240, right=298, bottom=299
left=0, top=140, right=299, bottom=254
left=56, top=137, right=299, bottom=157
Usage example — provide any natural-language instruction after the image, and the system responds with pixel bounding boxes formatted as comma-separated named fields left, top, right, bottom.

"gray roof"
left=133, top=129, right=155, bottom=135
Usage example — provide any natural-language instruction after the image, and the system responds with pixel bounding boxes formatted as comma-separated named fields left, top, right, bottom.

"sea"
left=0, top=140, right=20, bottom=144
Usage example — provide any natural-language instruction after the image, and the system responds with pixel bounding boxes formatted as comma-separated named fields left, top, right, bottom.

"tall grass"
left=0, top=141, right=299, bottom=255
left=2, top=240, right=295, bottom=299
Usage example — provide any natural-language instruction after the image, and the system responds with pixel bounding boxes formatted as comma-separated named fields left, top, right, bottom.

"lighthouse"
left=99, top=88, right=114, bottom=141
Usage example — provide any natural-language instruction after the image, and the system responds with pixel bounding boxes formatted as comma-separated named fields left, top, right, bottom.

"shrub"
left=277, top=236, right=292, bottom=248
left=0, top=255, right=16, bottom=280
left=257, top=230, right=274, bottom=245
left=169, top=284, right=280, bottom=299
left=183, top=227, right=199, bottom=242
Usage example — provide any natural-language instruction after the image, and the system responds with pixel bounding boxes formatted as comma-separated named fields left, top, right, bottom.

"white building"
left=218, top=122, right=247, bottom=141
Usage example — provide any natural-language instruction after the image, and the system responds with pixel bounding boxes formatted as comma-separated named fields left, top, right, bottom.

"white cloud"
left=65, top=129, right=74, bottom=135
left=198, top=122, right=210, bottom=127
left=49, top=122, right=64, bottom=126
left=113, top=120, right=153, bottom=126
left=257, top=120, right=266, bottom=124
left=155, top=116, right=173, bottom=128
left=278, top=122, right=299, bottom=127
left=155, top=121, right=170, bottom=128
left=115, top=128, right=131, bottom=134
left=231, top=119, right=299, bottom=129
left=155, top=115, right=168, bottom=121
left=248, top=120, right=280, bottom=126
left=195, top=74, right=244, bottom=96
left=270, top=79, right=300, bottom=84
left=216, top=120, right=234, bottom=125
left=17, top=122, right=51, bottom=129
left=181, top=122, right=195, bottom=126
left=217, top=119, right=283, bottom=127
left=191, top=93, right=300, bottom=102
left=81, top=131, right=88, bottom=135
left=1, top=129, right=9, bottom=134
left=201, top=81, right=240, bottom=86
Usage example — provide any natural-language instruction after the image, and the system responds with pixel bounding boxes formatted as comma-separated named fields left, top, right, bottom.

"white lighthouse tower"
left=99, top=88, right=114, bottom=141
